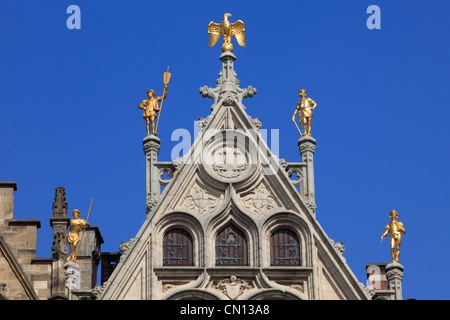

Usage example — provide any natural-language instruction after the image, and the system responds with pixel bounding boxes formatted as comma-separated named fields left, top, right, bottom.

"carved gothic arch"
left=214, top=221, right=249, bottom=266
left=245, top=288, right=303, bottom=300
left=260, top=211, right=313, bottom=268
left=154, top=211, right=204, bottom=267
left=206, top=192, right=257, bottom=229
left=165, top=288, right=221, bottom=300
left=205, top=202, right=259, bottom=267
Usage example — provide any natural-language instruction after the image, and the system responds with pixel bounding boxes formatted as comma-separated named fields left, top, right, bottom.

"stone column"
left=298, top=135, right=316, bottom=214
left=385, top=262, right=404, bottom=300
left=49, top=187, right=70, bottom=300
left=219, top=51, right=237, bottom=93
left=143, top=135, right=161, bottom=217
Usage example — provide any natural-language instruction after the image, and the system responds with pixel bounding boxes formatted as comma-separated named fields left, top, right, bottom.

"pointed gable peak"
left=199, top=52, right=257, bottom=112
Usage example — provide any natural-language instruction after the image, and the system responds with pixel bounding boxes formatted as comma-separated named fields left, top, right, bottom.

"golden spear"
left=74, top=198, right=93, bottom=261
left=155, top=66, right=171, bottom=134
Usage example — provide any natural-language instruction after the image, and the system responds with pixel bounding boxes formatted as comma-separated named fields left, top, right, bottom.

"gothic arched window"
left=270, top=229, right=301, bottom=266
left=215, top=223, right=248, bottom=266
left=163, top=228, right=193, bottom=266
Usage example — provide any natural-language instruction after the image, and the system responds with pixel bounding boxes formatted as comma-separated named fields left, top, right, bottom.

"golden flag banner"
left=156, top=66, right=171, bottom=133
left=164, top=66, right=171, bottom=85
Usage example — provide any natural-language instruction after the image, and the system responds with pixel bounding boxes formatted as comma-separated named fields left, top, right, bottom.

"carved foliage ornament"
left=299, top=142, right=315, bottom=155
left=147, top=192, right=161, bottom=213
left=220, top=92, right=237, bottom=107
left=197, top=115, right=212, bottom=129
left=92, top=281, right=109, bottom=299
left=119, top=238, right=137, bottom=263
left=329, top=239, right=345, bottom=255
left=386, top=268, right=404, bottom=280
left=143, top=140, right=160, bottom=154
left=199, top=85, right=217, bottom=101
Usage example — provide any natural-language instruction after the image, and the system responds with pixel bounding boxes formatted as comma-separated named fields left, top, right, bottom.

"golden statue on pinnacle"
left=292, top=89, right=318, bottom=137
left=381, top=210, right=406, bottom=263
left=138, top=67, right=171, bottom=136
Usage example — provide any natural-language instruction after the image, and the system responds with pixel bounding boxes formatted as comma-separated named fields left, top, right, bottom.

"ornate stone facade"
left=98, top=51, right=374, bottom=301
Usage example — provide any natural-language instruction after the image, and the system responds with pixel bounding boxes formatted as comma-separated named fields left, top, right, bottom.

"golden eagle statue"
left=208, top=13, right=245, bottom=53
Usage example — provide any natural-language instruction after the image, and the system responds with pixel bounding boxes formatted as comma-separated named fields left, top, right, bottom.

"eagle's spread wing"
left=231, top=20, right=245, bottom=47
left=208, top=21, right=223, bottom=47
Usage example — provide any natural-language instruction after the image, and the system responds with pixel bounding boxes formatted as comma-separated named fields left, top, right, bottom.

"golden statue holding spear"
left=292, top=89, right=317, bottom=137
left=66, top=199, right=93, bottom=262
left=138, top=67, right=172, bottom=136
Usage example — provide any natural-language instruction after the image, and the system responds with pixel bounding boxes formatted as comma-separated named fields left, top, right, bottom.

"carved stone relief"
left=197, top=115, right=212, bottom=130
left=213, top=276, right=252, bottom=300
left=182, top=184, right=223, bottom=215
left=147, top=192, right=161, bottom=214
left=163, top=283, right=176, bottom=292
left=0, top=283, right=7, bottom=294
left=200, top=128, right=259, bottom=184
left=119, top=238, right=137, bottom=263
left=290, top=283, right=304, bottom=293
left=360, top=283, right=376, bottom=299
left=51, top=228, right=68, bottom=257
left=212, top=147, right=248, bottom=178
left=305, top=200, right=317, bottom=214
left=240, top=183, right=279, bottom=215
left=64, top=263, right=80, bottom=290
left=92, top=281, right=109, bottom=299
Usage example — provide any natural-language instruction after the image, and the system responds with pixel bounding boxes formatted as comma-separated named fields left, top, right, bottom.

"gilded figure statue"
left=208, top=13, right=245, bottom=53
left=138, top=85, right=167, bottom=136
left=138, top=67, right=171, bottom=136
left=292, top=89, right=317, bottom=137
left=380, top=210, right=406, bottom=263
left=67, top=209, right=89, bottom=262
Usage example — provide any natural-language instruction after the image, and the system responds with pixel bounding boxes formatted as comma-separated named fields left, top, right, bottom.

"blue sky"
left=1, top=1, right=449, bottom=300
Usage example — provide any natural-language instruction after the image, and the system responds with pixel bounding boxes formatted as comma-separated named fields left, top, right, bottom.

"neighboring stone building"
left=0, top=46, right=405, bottom=302
left=0, top=183, right=103, bottom=300
left=366, top=262, right=404, bottom=300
